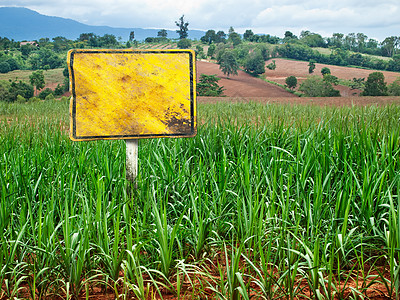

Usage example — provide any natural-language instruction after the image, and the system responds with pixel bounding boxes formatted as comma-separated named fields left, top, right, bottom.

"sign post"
left=67, top=49, right=197, bottom=185
left=125, top=139, right=139, bottom=184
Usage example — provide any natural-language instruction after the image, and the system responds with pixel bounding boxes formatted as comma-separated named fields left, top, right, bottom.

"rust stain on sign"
left=67, top=49, right=196, bottom=141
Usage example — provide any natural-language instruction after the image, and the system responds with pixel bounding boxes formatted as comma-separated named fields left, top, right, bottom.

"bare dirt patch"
left=265, top=58, right=400, bottom=84
left=263, top=58, right=400, bottom=97
left=197, top=60, right=297, bottom=98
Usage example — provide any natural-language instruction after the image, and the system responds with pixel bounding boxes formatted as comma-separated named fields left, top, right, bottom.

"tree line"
left=1, top=14, right=400, bottom=101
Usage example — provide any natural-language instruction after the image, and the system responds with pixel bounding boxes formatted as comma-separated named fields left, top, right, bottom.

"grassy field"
left=313, top=47, right=393, bottom=62
left=1, top=100, right=400, bottom=299
left=0, top=68, right=65, bottom=87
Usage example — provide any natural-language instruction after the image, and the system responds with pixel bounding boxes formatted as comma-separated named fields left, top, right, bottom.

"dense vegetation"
left=1, top=100, right=400, bottom=299
left=0, top=25, right=400, bottom=100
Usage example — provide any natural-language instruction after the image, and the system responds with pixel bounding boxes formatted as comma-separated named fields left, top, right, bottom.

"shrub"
left=0, top=80, right=11, bottom=102
left=350, top=77, right=365, bottom=90
left=308, top=60, right=316, bottom=73
left=321, top=67, right=331, bottom=76
left=16, top=95, right=26, bottom=103
left=323, top=74, right=339, bottom=85
left=38, top=88, right=54, bottom=100
left=9, top=81, right=34, bottom=102
left=28, top=96, right=41, bottom=103
left=285, top=76, right=297, bottom=89
left=299, top=75, right=340, bottom=97
left=266, top=60, right=276, bottom=70
left=45, top=93, right=55, bottom=101
left=177, top=39, right=192, bottom=49
left=388, top=77, right=400, bottom=96
left=54, top=84, right=65, bottom=96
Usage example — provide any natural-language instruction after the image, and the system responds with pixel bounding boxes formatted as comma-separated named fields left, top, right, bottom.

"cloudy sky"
left=2, top=0, right=400, bottom=41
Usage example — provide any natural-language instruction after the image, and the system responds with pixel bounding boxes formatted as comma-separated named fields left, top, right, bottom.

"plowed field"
left=264, top=58, right=400, bottom=84
left=197, top=60, right=296, bottom=98
left=197, top=59, right=400, bottom=106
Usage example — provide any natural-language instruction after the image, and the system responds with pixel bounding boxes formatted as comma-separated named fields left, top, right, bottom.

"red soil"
left=197, top=60, right=297, bottom=98
left=265, top=58, right=400, bottom=97
left=265, top=58, right=400, bottom=84
left=197, top=59, right=400, bottom=106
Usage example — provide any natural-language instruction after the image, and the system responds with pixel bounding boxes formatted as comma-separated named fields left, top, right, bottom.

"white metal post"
left=126, top=139, right=139, bottom=185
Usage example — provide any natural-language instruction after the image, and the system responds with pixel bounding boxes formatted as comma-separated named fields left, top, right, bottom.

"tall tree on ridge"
left=175, top=15, right=189, bottom=40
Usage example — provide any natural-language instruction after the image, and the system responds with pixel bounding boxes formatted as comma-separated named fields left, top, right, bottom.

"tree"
left=344, top=33, right=357, bottom=51
left=78, top=33, right=95, bottom=42
left=197, top=74, right=224, bottom=96
left=283, top=31, right=297, bottom=43
left=244, top=52, right=265, bottom=75
left=52, top=36, right=70, bottom=52
left=227, top=27, right=241, bottom=46
left=129, top=31, right=135, bottom=41
left=207, top=44, right=216, bottom=58
left=216, top=31, right=226, bottom=43
left=243, top=30, right=255, bottom=42
left=201, top=30, right=217, bottom=44
left=308, top=60, right=316, bottom=73
left=0, top=61, right=10, bottom=73
left=285, top=76, right=297, bottom=89
left=356, top=33, right=368, bottom=52
left=157, top=29, right=168, bottom=38
left=300, top=31, right=325, bottom=47
left=29, top=70, right=45, bottom=96
left=361, top=72, right=388, bottom=96
left=99, top=34, right=118, bottom=47
left=219, top=50, right=239, bottom=77
left=28, top=49, right=63, bottom=70
left=175, top=15, right=189, bottom=39
left=257, top=44, right=269, bottom=60
left=20, top=44, right=35, bottom=56
left=388, top=54, right=400, bottom=72
left=381, top=36, right=399, bottom=57
left=196, top=45, right=206, bottom=59
left=330, top=33, right=344, bottom=48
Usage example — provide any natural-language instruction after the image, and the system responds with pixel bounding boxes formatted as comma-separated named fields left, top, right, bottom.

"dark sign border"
left=69, top=49, right=196, bottom=141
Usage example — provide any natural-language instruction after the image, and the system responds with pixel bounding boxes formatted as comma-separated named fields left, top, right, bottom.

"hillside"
left=0, top=7, right=204, bottom=41
left=264, top=58, right=400, bottom=96
left=197, top=60, right=296, bottom=98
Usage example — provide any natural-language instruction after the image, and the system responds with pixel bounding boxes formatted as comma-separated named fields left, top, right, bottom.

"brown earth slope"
left=197, top=60, right=296, bottom=98
left=197, top=60, right=400, bottom=107
left=264, top=58, right=400, bottom=84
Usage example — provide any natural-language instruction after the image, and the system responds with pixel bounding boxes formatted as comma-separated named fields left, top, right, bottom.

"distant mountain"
left=0, top=7, right=205, bottom=41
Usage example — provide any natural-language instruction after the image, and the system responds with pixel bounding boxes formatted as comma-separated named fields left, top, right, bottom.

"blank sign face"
left=68, top=49, right=196, bottom=141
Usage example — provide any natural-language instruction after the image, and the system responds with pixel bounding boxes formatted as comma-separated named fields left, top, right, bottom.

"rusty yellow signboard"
left=68, top=49, right=196, bottom=141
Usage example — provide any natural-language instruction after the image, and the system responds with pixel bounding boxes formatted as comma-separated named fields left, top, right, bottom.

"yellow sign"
left=68, top=49, right=196, bottom=141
